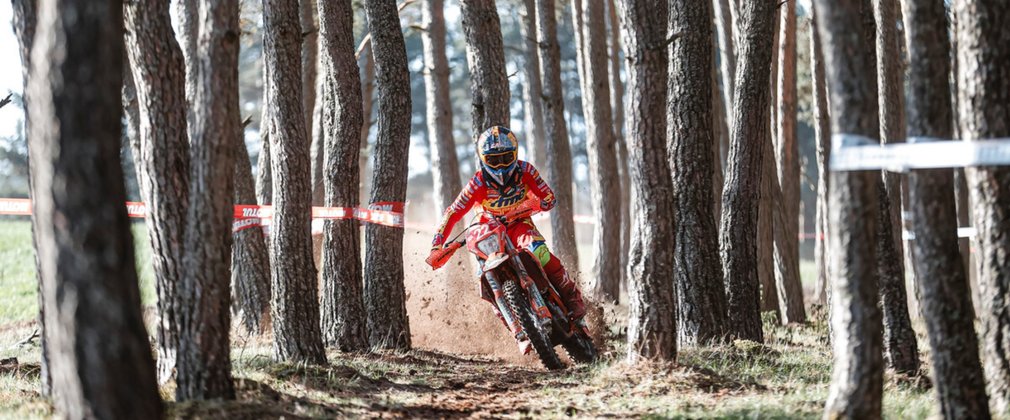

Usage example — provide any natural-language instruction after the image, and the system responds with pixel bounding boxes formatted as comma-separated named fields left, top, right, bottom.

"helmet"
left=477, top=126, right=519, bottom=185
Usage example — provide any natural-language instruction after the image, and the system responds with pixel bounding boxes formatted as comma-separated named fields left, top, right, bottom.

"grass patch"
left=0, top=220, right=155, bottom=326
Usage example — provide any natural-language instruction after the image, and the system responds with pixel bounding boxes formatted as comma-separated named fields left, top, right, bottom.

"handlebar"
left=426, top=200, right=541, bottom=270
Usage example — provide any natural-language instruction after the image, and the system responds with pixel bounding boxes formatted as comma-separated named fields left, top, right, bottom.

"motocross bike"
left=426, top=203, right=597, bottom=370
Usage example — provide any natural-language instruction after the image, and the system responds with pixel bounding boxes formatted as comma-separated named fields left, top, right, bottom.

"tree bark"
left=11, top=0, right=48, bottom=397
left=174, top=0, right=240, bottom=399
left=617, top=0, right=677, bottom=362
left=28, top=0, right=162, bottom=415
left=302, top=0, right=322, bottom=207
left=363, top=0, right=412, bottom=350
left=232, top=132, right=272, bottom=335
left=954, top=168, right=975, bottom=310
left=176, top=0, right=198, bottom=144
left=124, top=0, right=191, bottom=384
left=758, top=134, right=778, bottom=316
left=814, top=0, right=885, bottom=416
left=578, top=0, right=622, bottom=302
left=608, top=0, right=631, bottom=291
left=810, top=5, right=830, bottom=307
left=536, top=0, right=580, bottom=271
left=319, top=0, right=370, bottom=352
left=668, top=0, right=728, bottom=345
left=760, top=6, right=779, bottom=319
left=772, top=0, right=805, bottom=325
left=521, top=0, right=548, bottom=173
left=905, top=0, right=991, bottom=417
left=719, top=0, right=776, bottom=343
left=872, top=0, right=919, bottom=376
left=954, top=0, right=1010, bottom=415
left=262, top=0, right=327, bottom=364
left=460, top=0, right=510, bottom=131
left=423, top=0, right=462, bottom=215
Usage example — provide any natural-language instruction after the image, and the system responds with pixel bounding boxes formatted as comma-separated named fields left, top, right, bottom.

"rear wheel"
left=503, top=276, right=565, bottom=370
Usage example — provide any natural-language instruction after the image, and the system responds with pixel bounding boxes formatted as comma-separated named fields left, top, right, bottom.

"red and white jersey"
left=432, top=160, right=555, bottom=246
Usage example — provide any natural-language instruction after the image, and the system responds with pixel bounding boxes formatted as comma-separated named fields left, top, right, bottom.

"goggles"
left=482, top=150, right=516, bottom=169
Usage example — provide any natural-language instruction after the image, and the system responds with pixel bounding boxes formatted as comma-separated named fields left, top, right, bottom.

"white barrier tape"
left=902, top=227, right=976, bottom=240
left=830, top=134, right=1010, bottom=172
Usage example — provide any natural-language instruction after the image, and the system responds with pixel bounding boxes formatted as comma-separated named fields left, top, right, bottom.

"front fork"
left=483, top=257, right=554, bottom=343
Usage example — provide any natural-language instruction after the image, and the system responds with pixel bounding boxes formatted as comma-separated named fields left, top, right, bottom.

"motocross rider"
left=428, top=125, right=587, bottom=324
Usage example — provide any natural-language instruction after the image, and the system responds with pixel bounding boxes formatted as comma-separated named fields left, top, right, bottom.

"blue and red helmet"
left=477, top=126, right=519, bottom=185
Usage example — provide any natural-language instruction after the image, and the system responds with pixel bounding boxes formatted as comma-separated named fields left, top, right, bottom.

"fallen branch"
left=14, top=328, right=39, bottom=348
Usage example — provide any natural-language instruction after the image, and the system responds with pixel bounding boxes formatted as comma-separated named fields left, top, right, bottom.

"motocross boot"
left=544, top=256, right=586, bottom=321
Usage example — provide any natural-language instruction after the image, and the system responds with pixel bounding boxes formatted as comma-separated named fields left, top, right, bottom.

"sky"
left=0, top=2, right=25, bottom=140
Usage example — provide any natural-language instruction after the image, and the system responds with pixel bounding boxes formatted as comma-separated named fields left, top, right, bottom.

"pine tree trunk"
left=608, top=0, right=631, bottom=292
left=814, top=0, right=885, bottom=416
left=175, top=0, right=240, bottom=399
left=905, top=1, right=990, bottom=417
left=11, top=0, right=48, bottom=397
left=262, top=0, right=327, bottom=364
left=668, top=0, right=728, bottom=345
left=124, top=0, right=191, bottom=384
left=953, top=169, right=975, bottom=310
left=257, top=60, right=273, bottom=207
left=423, top=0, right=463, bottom=214
left=318, top=0, right=370, bottom=352
left=617, top=0, right=677, bottom=362
left=578, top=0, right=622, bottom=301
left=311, top=72, right=325, bottom=207
left=302, top=0, right=321, bottom=207
left=536, top=0, right=580, bottom=271
left=176, top=0, right=198, bottom=143
left=232, top=134, right=272, bottom=335
left=363, top=0, right=412, bottom=350
left=710, top=46, right=726, bottom=224
left=359, top=43, right=375, bottom=206
left=713, top=0, right=735, bottom=168
left=761, top=15, right=779, bottom=320
left=29, top=0, right=162, bottom=415
left=460, top=0, right=510, bottom=131
left=772, top=0, right=805, bottom=324
left=954, top=0, right=1010, bottom=415
left=872, top=0, right=919, bottom=376
left=810, top=5, right=830, bottom=307
left=719, top=0, right=776, bottom=343
left=521, top=0, right=548, bottom=172
left=758, top=136, right=778, bottom=316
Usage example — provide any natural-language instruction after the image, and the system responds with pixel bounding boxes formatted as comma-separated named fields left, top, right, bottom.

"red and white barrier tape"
left=0, top=198, right=407, bottom=233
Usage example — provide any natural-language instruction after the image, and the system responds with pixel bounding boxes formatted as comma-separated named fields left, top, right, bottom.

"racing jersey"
left=432, top=160, right=555, bottom=247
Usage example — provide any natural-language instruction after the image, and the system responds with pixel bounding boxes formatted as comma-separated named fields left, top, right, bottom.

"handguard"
left=426, top=241, right=463, bottom=270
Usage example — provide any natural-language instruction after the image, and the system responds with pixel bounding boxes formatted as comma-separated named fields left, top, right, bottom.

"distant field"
left=0, top=219, right=156, bottom=325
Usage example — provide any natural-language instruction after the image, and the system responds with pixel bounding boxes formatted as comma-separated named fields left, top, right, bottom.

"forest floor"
left=0, top=220, right=937, bottom=418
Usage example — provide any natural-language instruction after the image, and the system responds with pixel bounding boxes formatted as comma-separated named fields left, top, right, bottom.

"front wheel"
left=562, top=332, right=598, bottom=364
left=503, top=277, right=565, bottom=370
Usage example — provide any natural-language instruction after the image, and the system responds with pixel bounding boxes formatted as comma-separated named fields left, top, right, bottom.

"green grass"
left=0, top=220, right=156, bottom=325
